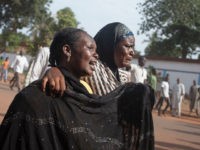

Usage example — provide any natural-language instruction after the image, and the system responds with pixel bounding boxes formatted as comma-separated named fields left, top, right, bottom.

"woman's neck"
left=59, top=65, right=81, bottom=80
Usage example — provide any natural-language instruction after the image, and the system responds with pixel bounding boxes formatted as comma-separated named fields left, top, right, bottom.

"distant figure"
left=10, top=51, right=29, bottom=91
left=189, top=80, right=199, bottom=113
left=148, top=67, right=157, bottom=91
left=172, top=78, right=185, bottom=117
left=155, top=72, right=162, bottom=102
left=156, top=75, right=170, bottom=116
left=0, top=56, right=3, bottom=77
left=0, top=56, right=3, bottom=65
left=0, top=57, right=10, bottom=82
left=130, top=56, right=147, bottom=84
left=148, top=67, right=158, bottom=109
left=25, top=46, right=50, bottom=86
left=194, top=87, right=200, bottom=116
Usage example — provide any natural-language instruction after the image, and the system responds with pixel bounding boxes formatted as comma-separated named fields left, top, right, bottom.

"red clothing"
left=2, top=60, right=9, bottom=70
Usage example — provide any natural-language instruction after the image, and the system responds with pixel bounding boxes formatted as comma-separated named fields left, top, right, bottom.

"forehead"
left=75, top=32, right=96, bottom=48
left=119, top=35, right=135, bottom=43
left=78, top=32, right=93, bottom=42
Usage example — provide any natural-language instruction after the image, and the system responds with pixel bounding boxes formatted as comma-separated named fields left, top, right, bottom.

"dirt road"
left=0, top=81, right=200, bottom=150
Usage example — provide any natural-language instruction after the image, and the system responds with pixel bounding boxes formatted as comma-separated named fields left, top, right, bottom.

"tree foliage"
left=139, top=0, right=200, bottom=58
left=0, top=0, right=78, bottom=56
left=145, top=33, right=181, bottom=57
left=0, top=0, right=52, bottom=32
left=0, top=0, right=52, bottom=53
left=55, top=7, right=78, bottom=30
left=0, top=30, right=30, bottom=52
left=29, top=7, right=78, bottom=55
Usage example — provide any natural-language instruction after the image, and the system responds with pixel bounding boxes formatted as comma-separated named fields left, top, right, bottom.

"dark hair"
left=151, top=68, right=156, bottom=75
left=49, top=27, right=89, bottom=67
left=138, top=55, right=146, bottom=61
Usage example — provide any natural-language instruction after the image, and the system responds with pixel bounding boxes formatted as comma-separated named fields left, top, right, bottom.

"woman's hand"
left=41, top=67, right=66, bottom=96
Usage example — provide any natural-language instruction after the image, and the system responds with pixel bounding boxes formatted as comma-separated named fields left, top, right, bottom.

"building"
left=132, top=56, right=200, bottom=94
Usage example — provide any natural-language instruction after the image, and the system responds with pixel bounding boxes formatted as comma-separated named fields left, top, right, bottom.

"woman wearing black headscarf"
left=83, top=22, right=135, bottom=95
left=82, top=22, right=156, bottom=148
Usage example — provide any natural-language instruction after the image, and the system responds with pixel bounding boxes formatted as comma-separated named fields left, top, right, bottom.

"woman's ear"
left=63, top=44, right=71, bottom=61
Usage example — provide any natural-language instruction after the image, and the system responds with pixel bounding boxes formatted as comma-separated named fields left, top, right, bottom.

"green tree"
left=29, top=7, right=78, bottom=55
left=0, top=29, right=30, bottom=52
left=55, top=7, right=78, bottom=30
left=0, top=0, right=78, bottom=56
left=29, top=15, right=56, bottom=55
left=0, top=0, right=52, bottom=54
left=144, top=33, right=181, bottom=57
left=139, top=0, right=200, bottom=58
left=0, top=0, right=52, bottom=32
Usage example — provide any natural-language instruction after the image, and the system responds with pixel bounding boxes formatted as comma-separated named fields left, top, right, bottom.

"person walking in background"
left=194, top=87, right=200, bottom=116
left=10, top=50, right=29, bottom=92
left=165, top=73, right=172, bottom=110
left=172, top=78, right=185, bottom=117
left=189, top=80, right=199, bottom=114
left=0, top=56, right=3, bottom=64
left=0, top=57, right=10, bottom=82
left=24, top=44, right=50, bottom=87
left=154, top=71, right=162, bottom=106
left=156, top=75, right=170, bottom=116
left=148, top=67, right=157, bottom=109
left=148, top=67, right=157, bottom=91
left=129, top=56, right=147, bottom=84
left=0, top=56, right=3, bottom=78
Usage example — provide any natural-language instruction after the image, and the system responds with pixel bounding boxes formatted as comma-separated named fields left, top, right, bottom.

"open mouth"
left=89, top=60, right=96, bottom=70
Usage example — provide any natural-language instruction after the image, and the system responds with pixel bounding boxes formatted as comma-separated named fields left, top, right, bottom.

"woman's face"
left=69, top=33, right=97, bottom=78
left=114, top=36, right=135, bottom=68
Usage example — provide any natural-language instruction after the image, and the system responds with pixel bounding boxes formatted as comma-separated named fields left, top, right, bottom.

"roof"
left=133, top=56, right=200, bottom=64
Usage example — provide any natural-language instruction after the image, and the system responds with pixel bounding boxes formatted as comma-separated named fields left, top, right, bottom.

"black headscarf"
left=94, top=22, right=134, bottom=80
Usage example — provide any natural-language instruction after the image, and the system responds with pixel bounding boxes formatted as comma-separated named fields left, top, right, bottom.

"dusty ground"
left=0, top=74, right=200, bottom=150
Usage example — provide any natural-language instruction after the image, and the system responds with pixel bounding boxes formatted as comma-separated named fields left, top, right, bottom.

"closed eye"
left=125, top=44, right=134, bottom=49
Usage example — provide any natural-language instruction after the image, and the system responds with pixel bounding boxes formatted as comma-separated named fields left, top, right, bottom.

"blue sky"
left=50, top=0, right=147, bottom=54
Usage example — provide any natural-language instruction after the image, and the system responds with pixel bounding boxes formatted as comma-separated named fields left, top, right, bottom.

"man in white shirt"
left=130, top=56, right=147, bottom=84
left=172, top=78, right=185, bottom=117
left=10, top=51, right=29, bottom=91
left=156, top=75, right=170, bottom=116
left=24, top=46, right=50, bottom=86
